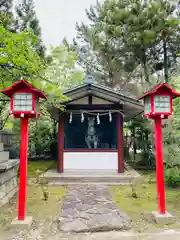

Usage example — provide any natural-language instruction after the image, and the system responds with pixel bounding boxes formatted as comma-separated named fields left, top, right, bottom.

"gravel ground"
left=1, top=223, right=180, bottom=240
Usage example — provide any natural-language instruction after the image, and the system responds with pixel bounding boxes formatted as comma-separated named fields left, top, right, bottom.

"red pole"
left=18, top=117, right=29, bottom=220
left=116, top=113, right=124, bottom=173
left=154, top=118, right=166, bottom=214
left=57, top=114, right=64, bottom=173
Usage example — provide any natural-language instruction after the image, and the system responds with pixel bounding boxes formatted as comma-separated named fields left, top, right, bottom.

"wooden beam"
left=116, top=113, right=124, bottom=173
left=64, top=149, right=118, bottom=152
left=57, top=114, right=64, bottom=173
left=66, top=104, right=123, bottom=110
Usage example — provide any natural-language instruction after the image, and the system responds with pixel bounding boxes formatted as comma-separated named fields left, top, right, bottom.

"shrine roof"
left=62, top=83, right=142, bottom=106
left=49, top=83, right=143, bottom=121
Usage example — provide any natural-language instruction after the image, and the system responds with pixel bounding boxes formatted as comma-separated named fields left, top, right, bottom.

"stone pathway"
left=57, top=184, right=131, bottom=233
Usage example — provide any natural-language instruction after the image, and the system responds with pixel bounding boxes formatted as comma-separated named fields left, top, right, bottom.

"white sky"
left=32, top=0, right=102, bottom=48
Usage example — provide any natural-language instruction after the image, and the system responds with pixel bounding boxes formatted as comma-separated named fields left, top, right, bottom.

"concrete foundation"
left=11, top=216, right=33, bottom=229
left=151, top=211, right=177, bottom=225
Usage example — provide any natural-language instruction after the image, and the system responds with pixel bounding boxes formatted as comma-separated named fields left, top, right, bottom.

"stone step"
left=0, top=143, right=4, bottom=152
left=42, top=175, right=138, bottom=185
left=0, top=159, right=19, bottom=171
left=48, top=181, right=131, bottom=185
left=0, top=151, right=9, bottom=163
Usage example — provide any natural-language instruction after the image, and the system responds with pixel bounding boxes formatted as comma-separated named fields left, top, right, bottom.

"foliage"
left=15, top=0, right=46, bottom=59
left=6, top=44, right=84, bottom=158
left=125, top=116, right=155, bottom=168
left=0, top=0, right=13, bottom=28
left=163, top=95, right=180, bottom=168
left=74, top=0, right=180, bottom=91
left=44, top=45, right=84, bottom=90
left=0, top=25, right=43, bottom=85
left=28, top=118, right=54, bottom=159
left=165, top=167, right=180, bottom=187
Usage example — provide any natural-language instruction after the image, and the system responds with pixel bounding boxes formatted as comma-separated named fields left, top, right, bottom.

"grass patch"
left=110, top=181, right=180, bottom=232
left=0, top=185, right=66, bottom=230
left=28, top=160, right=56, bottom=178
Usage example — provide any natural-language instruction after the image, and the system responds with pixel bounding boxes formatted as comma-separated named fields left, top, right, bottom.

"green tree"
left=0, top=25, right=42, bottom=87
left=3, top=43, right=84, bottom=158
left=74, top=0, right=180, bottom=90
left=44, top=45, right=84, bottom=91
left=0, top=0, right=13, bottom=28
left=15, top=0, right=46, bottom=59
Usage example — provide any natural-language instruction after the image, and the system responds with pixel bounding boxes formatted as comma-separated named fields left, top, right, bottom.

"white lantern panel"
left=144, top=96, right=151, bottom=114
left=14, top=93, right=32, bottom=111
left=154, top=95, right=170, bottom=113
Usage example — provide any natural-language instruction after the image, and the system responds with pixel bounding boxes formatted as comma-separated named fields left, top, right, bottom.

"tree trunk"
left=141, top=50, right=149, bottom=83
left=163, top=39, right=168, bottom=83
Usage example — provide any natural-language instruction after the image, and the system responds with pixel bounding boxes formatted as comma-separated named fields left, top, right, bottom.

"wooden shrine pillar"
left=57, top=114, right=64, bottom=173
left=116, top=112, right=124, bottom=173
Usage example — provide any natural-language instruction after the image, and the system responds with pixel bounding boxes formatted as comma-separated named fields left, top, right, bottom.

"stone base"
left=0, top=158, right=19, bottom=208
left=11, top=216, right=33, bottom=230
left=151, top=211, right=176, bottom=225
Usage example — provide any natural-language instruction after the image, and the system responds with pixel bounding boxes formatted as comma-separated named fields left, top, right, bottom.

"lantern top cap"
left=138, top=83, right=180, bottom=100
left=0, top=79, right=47, bottom=99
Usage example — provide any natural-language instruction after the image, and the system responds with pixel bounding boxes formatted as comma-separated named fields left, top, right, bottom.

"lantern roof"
left=0, top=79, right=47, bottom=99
left=138, top=83, right=180, bottom=100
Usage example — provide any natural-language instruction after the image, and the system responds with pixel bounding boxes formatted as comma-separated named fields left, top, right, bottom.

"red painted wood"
left=154, top=118, right=166, bottom=214
left=139, top=83, right=180, bottom=100
left=0, top=79, right=46, bottom=99
left=116, top=113, right=124, bottom=173
left=18, top=117, right=28, bottom=220
left=57, top=115, right=64, bottom=173
left=64, top=149, right=118, bottom=152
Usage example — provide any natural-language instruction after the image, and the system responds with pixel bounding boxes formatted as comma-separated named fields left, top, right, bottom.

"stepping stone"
left=57, top=184, right=131, bottom=233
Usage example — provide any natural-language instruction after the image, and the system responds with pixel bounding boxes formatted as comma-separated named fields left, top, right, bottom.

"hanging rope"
left=69, top=112, right=72, bottom=123
left=97, top=113, right=100, bottom=125
left=81, top=112, right=84, bottom=122
left=67, top=110, right=125, bottom=124
left=109, top=111, right=112, bottom=122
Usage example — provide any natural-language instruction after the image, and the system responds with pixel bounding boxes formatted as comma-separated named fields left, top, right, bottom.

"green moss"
left=28, top=160, right=56, bottom=177
left=110, top=182, right=180, bottom=232
left=0, top=186, right=67, bottom=230
left=26, top=185, right=67, bottom=219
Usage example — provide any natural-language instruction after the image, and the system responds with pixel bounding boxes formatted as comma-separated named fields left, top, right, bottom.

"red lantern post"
left=0, top=80, right=46, bottom=221
left=18, top=117, right=29, bottom=220
left=139, top=83, right=180, bottom=215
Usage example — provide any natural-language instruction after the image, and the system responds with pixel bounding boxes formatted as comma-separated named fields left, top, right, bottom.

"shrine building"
left=49, top=76, right=143, bottom=173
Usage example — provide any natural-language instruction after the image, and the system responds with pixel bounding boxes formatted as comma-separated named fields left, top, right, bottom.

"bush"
left=136, top=149, right=155, bottom=169
left=164, top=167, right=180, bottom=188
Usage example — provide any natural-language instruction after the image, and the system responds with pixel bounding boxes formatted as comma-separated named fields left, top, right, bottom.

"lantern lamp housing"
left=139, top=83, right=180, bottom=119
left=0, top=80, right=46, bottom=118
